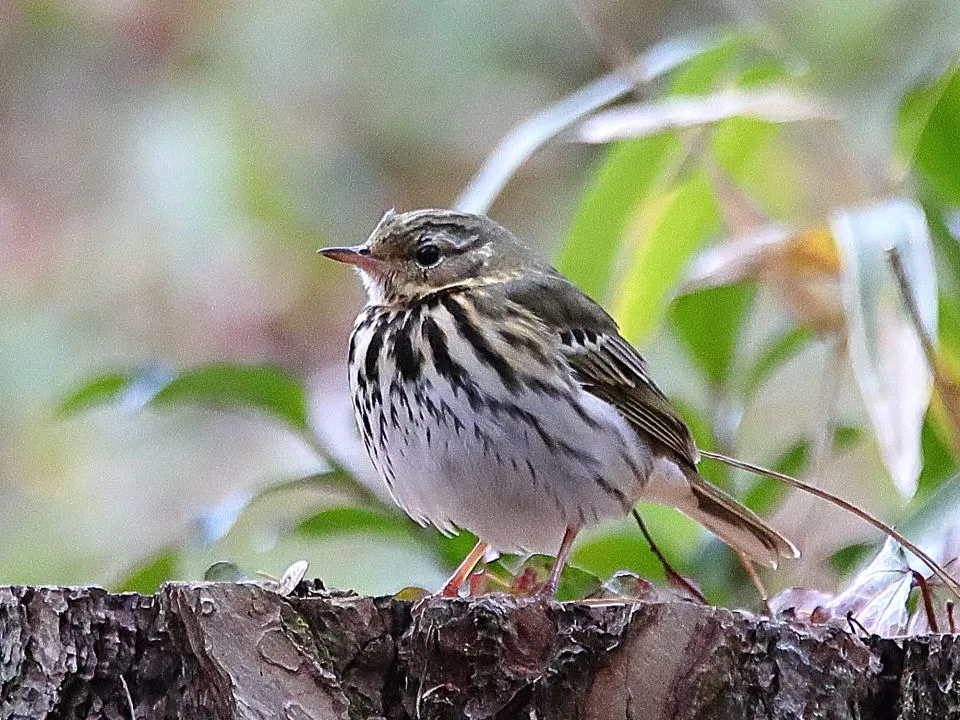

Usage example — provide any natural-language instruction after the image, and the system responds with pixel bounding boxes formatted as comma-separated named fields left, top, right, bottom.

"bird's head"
left=319, top=208, right=537, bottom=306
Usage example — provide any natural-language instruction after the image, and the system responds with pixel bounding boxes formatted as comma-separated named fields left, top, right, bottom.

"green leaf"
left=151, top=364, right=309, bottom=431
left=572, top=505, right=702, bottom=582
left=667, top=37, right=743, bottom=95
left=828, top=542, right=876, bottom=576
left=393, top=586, right=430, bottom=601
left=558, top=135, right=680, bottom=300
left=430, top=530, right=481, bottom=570
left=572, top=527, right=666, bottom=584
left=296, top=506, right=412, bottom=539
left=711, top=117, right=781, bottom=179
left=56, top=373, right=130, bottom=416
left=738, top=59, right=791, bottom=88
left=914, top=413, right=958, bottom=501
left=899, top=65, right=960, bottom=203
left=832, top=425, right=864, bottom=452
left=296, top=506, right=482, bottom=578
left=708, top=58, right=802, bottom=219
left=493, top=554, right=602, bottom=601
left=902, top=468, right=960, bottom=555
left=454, top=36, right=726, bottom=215
left=57, top=363, right=310, bottom=433
left=558, top=35, right=748, bottom=310
left=611, top=171, right=721, bottom=345
left=939, top=294, right=960, bottom=378
left=671, top=398, right=727, bottom=488
left=557, top=566, right=604, bottom=601
left=669, top=282, right=756, bottom=386
left=710, top=117, right=802, bottom=218
left=671, top=398, right=718, bottom=452
left=115, top=548, right=179, bottom=594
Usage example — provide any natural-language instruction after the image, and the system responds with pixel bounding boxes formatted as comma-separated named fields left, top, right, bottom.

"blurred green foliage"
left=559, top=134, right=678, bottom=301
left=60, top=364, right=309, bottom=431
left=4, top=1, right=960, bottom=608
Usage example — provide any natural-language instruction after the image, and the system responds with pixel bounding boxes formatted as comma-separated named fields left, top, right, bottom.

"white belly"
left=386, top=381, right=648, bottom=553
left=349, top=299, right=652, bottom=554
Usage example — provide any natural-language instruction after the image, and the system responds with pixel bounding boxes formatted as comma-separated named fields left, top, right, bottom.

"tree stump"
left=0, top=582, right=957, bottom=719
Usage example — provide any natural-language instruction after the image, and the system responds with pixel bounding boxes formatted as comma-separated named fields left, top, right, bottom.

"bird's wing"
left=499, top=272, right=700, bottom=466
left=499, top=271, right=798, bottom=566
left=559, top=329, right=699, bottom=464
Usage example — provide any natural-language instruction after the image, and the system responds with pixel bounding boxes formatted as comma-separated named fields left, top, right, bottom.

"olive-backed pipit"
left=320, top=209, right=798, bottom=597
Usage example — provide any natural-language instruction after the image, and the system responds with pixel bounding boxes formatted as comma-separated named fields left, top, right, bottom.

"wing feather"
left=560, top=331, right=699, bottom=464
left=497, top=272, right=699, bottom=465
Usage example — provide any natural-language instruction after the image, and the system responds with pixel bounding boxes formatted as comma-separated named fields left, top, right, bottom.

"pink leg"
left=437, top=540, right=490, bottom=598
left=538, top=525, right=580, bottom=598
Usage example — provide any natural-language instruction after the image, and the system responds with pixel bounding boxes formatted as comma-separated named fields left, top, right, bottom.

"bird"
left=319, top=208, right=798, bottom=597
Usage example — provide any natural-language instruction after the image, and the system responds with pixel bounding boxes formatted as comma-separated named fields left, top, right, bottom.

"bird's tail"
left=646, top=458, right=799, bottom=568
left=681, top=470, right=799, bottom=568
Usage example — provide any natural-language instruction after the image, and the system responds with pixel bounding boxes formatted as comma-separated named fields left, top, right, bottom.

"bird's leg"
left=437, top=540, right=490, bottom=598
left=537, top=525, right=580, bottom=599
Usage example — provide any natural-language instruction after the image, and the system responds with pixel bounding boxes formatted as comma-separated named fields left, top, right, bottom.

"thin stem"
left=632, top=509, right=706, bottom=603
left=888, top=247, right=940, bottom=368
left=700, top=449, right=960, bottom=598
left=737, top=549, right=772, bottom=616
left=120, top=675, right=136, bottom=720
left=846, top=611, right=871, bottom=640
left=888, top=246, right=960, bottom=449
left=912, top=570, right=940, bottom=633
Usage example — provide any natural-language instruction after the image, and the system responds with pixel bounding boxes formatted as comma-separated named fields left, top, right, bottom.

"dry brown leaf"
left=683, top=224, right=844, bottom=331
left=771, top=539, right=913, bottom=636
left=689, top=199, right=937, bottom=496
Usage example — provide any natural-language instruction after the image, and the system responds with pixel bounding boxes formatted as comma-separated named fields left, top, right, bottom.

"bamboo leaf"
left=58, top=363, right=310, bottom=433
left=56, top=373, right=131, bottom=416
left=611, top=171, right=721, bottom=345
left=455, top=36, right=719, bottom=214
left=899, top=65, right=960, bottom=202
left=574, top=90, right=825, bottom=144
left=558, top=135, right=680, bottom=301
left=670, top=283, right=756, bottom=386
left=151, top=364, right=309, bottom=431
left=831, top=198, right=938, bottom=497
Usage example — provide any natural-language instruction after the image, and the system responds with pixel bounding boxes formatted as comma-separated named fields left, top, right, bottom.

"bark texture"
left=0, top=582, right=957, bottom=719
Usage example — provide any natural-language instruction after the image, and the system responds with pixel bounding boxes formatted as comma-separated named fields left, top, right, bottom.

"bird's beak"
left=317, top=245, right=383, bottom=273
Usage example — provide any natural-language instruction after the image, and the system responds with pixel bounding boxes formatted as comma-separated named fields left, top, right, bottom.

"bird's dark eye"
left=414, top=243, right=442, bottom=268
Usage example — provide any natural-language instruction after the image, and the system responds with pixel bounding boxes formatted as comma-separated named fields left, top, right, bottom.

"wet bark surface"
left=0, top=582, right=957, bottom=719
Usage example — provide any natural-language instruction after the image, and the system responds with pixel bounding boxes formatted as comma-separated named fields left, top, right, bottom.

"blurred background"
left=2, top=0, right=960, bottom=612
